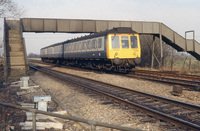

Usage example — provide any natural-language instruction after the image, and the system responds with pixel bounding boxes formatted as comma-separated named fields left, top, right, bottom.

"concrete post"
left=32, top=111, right=36, bottom=131
left=151, top=36, right=155, bottom=68
left=159, top=23, right=163, bottom=68
left=21, top=76, right=29, bottom=87
left=34, top=95, right=51, bottom=111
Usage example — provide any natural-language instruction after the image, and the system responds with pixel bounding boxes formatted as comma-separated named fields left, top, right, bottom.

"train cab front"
left=107, top=33, right=141, bottom=72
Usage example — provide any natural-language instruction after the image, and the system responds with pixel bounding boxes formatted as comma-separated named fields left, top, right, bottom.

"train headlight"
left=133, top=52, right=136, bottom=55
left=115, top=52, right=118, bottom=56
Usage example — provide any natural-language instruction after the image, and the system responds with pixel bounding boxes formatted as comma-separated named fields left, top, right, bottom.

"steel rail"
left=29, top=64, right=200, bottom=130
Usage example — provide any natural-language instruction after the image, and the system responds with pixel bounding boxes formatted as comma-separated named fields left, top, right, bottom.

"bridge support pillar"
left=151, top=36, right=155, bottom=68
left=159, top=23, right=163, bottom=69
left=5, top=20, right=29, bottom=83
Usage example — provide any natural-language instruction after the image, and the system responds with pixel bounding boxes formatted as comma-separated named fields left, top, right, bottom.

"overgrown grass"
left=164, top=57, right=200, bottom=74
left=136, top=56, right=200, bottom=75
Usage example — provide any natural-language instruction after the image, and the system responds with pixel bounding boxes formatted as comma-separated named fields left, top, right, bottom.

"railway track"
left=29, top=63, right=200, bottom=130
left=133, top=69, right=200, bottom=81
left=129, top=69, right=200, bottom=89
left=29, top=59, right=200, bottom=89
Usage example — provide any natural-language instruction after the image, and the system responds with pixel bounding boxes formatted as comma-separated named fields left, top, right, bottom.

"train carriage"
left=41, top=27, right=141, bottom=72
left=40, top=47, right=47, bottom=59
left=41, top=42, right=65, bottom=63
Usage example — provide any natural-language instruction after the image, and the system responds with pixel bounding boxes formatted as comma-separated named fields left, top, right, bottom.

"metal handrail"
left=185, top=30, right=195, bottom=51
left=0, top=101, right=142, bottom=131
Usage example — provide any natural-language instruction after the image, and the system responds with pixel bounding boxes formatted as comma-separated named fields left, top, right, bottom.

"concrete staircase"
left=159, top=24, right=200, bottom=60
left=6, top=20, right=28, bottom=82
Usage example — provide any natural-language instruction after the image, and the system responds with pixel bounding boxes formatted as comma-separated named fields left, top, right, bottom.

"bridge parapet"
left=21, top=18, right=161, bottom=34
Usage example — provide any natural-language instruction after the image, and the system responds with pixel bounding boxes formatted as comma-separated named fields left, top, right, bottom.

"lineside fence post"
left=31, top=109, right=37, bottom=131
left=185, top=30, right=195, bottom=52
left=91, top=124, right=96, bottom=131
left=159, top=23, right=163, bottom=69
left=151, top=36, right=155, bottom=68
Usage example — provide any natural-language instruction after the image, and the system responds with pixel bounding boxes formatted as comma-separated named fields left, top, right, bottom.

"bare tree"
left=139, top=35, right=153, bottom=67
left=139, top=35, right=172, bottom=69
left=0, top=0, right=25, bottom=19
left=28, top=53, right=40, bottom=58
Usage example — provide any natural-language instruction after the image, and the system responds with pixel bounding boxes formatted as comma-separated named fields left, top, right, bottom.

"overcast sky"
left=12, top=0, right=200, bottom=54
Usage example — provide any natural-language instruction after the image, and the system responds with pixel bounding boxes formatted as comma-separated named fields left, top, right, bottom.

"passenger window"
left=70, top=44, right=72, bottom=51
left=71, top=43, right=74, bottom=51
left=76, top=43, right=78, bottom=51
left=121, top=36, right=129, bottom=49
left=65, top=45, right=67, bottom=52
left=74, top=43, right=77, bottom=51
left=86, top=41, right=90, bottom=49
left=59, top=46, right=61, bottom=52
left=69, top=44, right=71, bottom=51
left=81, top=42, right=85, bottom=50
left=77, top=42, right=80, bottom=51
left=66, top=45, right=68, bottom=52
left=98, top=38, right=102, bottom=48
left=111, top=36, right=120, bottom=49
left=79, top=43, right=81, bottom=50
left=131, top=36, right=138, bottom=48
left=68, top=45, right=70, bottom=52
left=91, top=40, right=96, bottom=49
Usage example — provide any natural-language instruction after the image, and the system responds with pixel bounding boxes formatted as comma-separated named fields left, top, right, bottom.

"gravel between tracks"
left=30, top=65, right=200, bottom=130
left=52, top=66, right=200, bottom=105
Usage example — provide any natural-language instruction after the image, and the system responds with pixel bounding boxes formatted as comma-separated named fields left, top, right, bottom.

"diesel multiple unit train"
left=40, top=27, right=141, bottom=72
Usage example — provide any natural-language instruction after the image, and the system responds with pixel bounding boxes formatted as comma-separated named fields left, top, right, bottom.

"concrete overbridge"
left=1, top=18, right=200, bottom=83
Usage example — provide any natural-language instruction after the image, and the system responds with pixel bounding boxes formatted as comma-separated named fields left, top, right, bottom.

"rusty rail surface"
left=29, top=63, right=200, bottom=130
